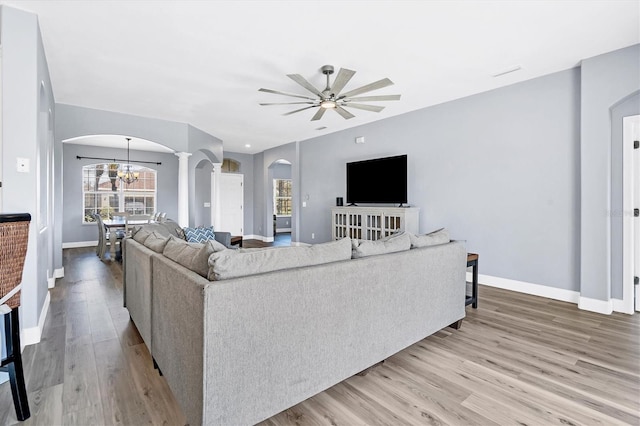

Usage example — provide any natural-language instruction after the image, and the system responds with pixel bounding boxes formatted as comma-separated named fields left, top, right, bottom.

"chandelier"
left=117, top=137, right=139, bottom=185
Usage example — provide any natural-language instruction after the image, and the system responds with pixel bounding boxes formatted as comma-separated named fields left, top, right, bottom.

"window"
left=273, top=179, right=292, bottom=216
left=82, top=163, right=157, bottom=223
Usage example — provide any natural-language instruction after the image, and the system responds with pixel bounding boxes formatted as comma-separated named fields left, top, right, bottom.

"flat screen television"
left=346, top=154, right=407, bottom=205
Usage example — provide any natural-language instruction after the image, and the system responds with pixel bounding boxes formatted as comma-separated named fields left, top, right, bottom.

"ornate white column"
left=175, top=152, right=192, bottom=227
left=211, top=163, right=222, bottom=229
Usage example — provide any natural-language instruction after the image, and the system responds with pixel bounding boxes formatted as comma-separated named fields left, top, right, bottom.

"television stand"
left=331, top=206, right=419, bottom=241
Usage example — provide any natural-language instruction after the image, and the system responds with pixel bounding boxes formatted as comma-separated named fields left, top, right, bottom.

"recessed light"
left=245, top=144, right=251, bottom=148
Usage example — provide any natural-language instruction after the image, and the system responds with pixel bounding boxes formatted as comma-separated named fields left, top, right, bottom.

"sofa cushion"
left=143, top=231, right=170, bottom=253
left=351, top=232, right=411, bottom=259
left=132, top=223, right=171, bottom=244
left=160, top=219, right=186, bottom=240
left=183, top=226, right=216, bottom=243
left=208, top=237, right=352, bottom=281
left=163, top=236, right=226, bottom=278
left=409, top=228, right=450, bottom=248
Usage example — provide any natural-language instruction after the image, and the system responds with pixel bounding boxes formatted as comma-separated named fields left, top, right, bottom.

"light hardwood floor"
left=1, top=245, right=638, bottom=425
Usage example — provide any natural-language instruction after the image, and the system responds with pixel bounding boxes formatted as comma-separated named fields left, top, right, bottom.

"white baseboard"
left=611, top=298, right=632, bottom=314
left=468, top=272, right=580, bottom=304
left=243, top=234, right=274, bottom=243
left=471, top=273, right=630, bottom=315
left=47, top=277, right=55, bottom=289
left=276, top=228, right=292, bottom=233
left=578, top=296, right=613, bottom=315
left=62, top=240, right=97, bottom=249
left=21, top=291, right=50, bottom=349
left=54, top=267, right=64, bottom=279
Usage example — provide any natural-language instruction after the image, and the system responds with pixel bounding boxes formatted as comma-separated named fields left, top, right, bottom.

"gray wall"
left=610, top=93, right=640, bottom=299
left=580, top=44, right=640, bottom=302
left=1, top=5, right=56, bottom=331
left=224, top=152, right=255, bottom=235
left=62, top=144, right=178, bottom=243
left=56, top=104, right=223, bottom=157
left=252, top=152, right=265, bottom=236
left=299, top=68, right=581, bottom=291
left=194, top=160, right=213, bottom=227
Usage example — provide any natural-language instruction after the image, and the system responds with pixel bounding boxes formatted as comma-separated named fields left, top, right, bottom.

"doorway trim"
left=622, top=114, right=639, bottom=314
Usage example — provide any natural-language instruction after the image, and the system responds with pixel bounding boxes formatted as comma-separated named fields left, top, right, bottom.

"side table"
left=230, top=236, right=243, bottom=248
left=466, top=253, right=478, bottom=309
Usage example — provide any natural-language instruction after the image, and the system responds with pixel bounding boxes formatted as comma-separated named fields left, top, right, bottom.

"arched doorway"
left=268, top=159, right=292, bottom=246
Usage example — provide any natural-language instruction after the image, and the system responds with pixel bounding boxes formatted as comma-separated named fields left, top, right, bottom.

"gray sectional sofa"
left=124, top=228, right=467, bottom=426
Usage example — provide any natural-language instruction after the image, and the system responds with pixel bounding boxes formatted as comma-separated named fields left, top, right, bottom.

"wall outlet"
left=311, top=233, right=315, bottom=239
left=302, top=201, right=307, bottom=207
left=203, top=202, right=211, bottom=207
left=286, top=220, right=289, bottom=225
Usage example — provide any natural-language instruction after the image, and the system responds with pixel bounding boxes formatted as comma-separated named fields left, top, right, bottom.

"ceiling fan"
left=258, top=65, right=401, bottom=121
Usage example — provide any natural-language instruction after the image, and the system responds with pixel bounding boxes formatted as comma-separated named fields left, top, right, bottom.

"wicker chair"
left=0, top=213, right=31, bottom=421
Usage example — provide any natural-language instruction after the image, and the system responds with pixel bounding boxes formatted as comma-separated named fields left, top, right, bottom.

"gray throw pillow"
left=208, top=237, right=352, bottom=281
left=143, top=231, right=170, bottom=253
left=191, top=240, right=227, bottom=278
left=163, top=235, right=202, bottom=265
left=160, top=219, right=186, bottom=240
left=132, top=223, right=171, bottom=244
left=352, top=232, right=411, bottom=259
left=409, top=228, right=450, bottom=248
left=163, top=236, right=227, bottom=278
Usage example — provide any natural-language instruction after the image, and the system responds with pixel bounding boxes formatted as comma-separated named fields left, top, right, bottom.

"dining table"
left=103, top=218, right=151, bottom=259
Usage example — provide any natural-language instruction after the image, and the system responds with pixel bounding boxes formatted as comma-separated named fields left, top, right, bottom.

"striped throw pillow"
left=183, top=226, right=215, bottom=243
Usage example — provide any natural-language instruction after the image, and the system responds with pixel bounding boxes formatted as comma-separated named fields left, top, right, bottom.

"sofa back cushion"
left=351, top=232, right=411, bottom=259
left=208, top=237, right=352, bottom=281
left=163, top=236, right=227, bottom=278
left=132, top=221, right=186, bottom=244
left=143, top=231, right=170, bottom=253
left=409, top=228, right=450, bottom=248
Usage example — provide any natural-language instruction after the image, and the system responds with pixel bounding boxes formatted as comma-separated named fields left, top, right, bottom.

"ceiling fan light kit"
left=259, top=65, right=401, bottom=121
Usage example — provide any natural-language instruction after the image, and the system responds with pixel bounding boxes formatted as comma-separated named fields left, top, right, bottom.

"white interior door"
left=218, top=173, right=243, bottom=236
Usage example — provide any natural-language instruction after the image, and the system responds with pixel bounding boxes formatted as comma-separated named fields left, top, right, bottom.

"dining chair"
left=125, top=214, right=152, bottom=237
left=92, top=213, right=108, bottom=259
left=0, top=213, right=32, bottom=421
left=93, top=213, right=125, bottom=260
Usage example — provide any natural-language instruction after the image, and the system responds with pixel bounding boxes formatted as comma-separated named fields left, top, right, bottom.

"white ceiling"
left=4, top=0, right=640, bottom=154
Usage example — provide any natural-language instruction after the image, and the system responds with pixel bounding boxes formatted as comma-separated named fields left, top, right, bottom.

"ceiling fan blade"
left=258, top=88, right=316, bottom=100
left=344, top=94, right=401, bottom=102
left=339, top=78, right=394, bottom=99
left=260, top=102, right=316, bottom=106
left=311, top=108, right=327, bottom=121
left=330, top=68, right=356, bottom=96
left=334, top=106, right=355, bottom=120
left=283, top=105, right=318, bottom=116
left=343, top=103, right=385, bottom=113
left=287, top=74, right=324, bottom=97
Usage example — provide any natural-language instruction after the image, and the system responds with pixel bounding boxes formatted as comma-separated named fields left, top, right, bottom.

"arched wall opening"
left=267, top=159, right=292, bottom=244
left=61, top=134, right=179, bottom=244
